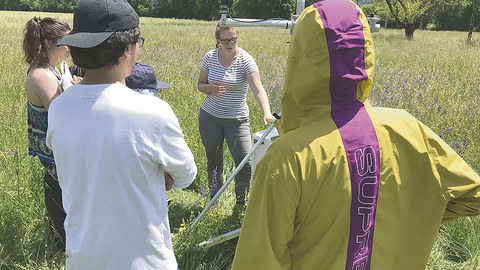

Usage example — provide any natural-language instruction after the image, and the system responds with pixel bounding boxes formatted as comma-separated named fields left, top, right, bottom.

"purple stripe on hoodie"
left=314, top=1, right=380, bottom=269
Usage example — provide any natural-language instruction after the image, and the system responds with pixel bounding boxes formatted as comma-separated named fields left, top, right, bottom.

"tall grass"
left=0, top=11, right=479, bottom=269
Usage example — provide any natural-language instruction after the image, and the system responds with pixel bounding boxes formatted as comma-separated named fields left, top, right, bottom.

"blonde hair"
left=215, top=25, right=239, bottom=48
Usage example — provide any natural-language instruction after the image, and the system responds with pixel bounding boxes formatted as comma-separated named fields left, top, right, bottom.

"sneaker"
left=235, top=197, right=246, bottom=206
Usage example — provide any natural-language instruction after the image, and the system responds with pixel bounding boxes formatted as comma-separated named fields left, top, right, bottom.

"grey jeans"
left=198, top=109, right=252, bottom=204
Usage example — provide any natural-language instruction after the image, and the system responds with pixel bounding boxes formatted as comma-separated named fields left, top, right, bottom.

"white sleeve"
left=242, top=50, right=259, bottom=75
left=155, top=103, right=197, bottom=189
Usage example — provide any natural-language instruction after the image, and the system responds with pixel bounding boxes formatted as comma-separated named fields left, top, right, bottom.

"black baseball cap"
left=58, top=0, right=139, bottom=48
left=125, top=62, right=170, bottom=90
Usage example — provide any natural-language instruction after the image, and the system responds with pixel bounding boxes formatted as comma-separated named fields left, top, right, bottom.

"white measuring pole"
left=296, top=0, right=305, bottom=16
left=189, top=121, right=277, bottom=231
left=219, top=0, right=305, bottom=29
left=198, top=228, right=241, bottom=248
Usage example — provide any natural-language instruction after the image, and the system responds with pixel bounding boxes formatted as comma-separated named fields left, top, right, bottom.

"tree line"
left=362, top=0, right=479, bottom=39
left=1, top=0, right=478, bottom=39
left=0, top=0, right=296, bottom=21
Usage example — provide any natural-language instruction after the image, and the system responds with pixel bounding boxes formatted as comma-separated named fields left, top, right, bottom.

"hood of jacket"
left=277, top=0, right=375, bottom=134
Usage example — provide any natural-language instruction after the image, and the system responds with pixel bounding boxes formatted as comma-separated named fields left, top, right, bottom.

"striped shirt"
left=200, top=48, right=259, bottom=119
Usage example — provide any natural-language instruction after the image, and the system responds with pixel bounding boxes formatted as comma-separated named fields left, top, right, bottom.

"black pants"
left=43, top=164, right=66, bottom=252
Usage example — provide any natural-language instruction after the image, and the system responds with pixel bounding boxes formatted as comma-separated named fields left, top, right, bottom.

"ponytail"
left=23, top=17, right=71, bottom=68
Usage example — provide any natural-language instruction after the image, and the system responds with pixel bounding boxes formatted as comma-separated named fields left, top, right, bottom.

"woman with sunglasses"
left=197, top=26, right=276, bottom=210
left=23, top=16, right=71, bottom=253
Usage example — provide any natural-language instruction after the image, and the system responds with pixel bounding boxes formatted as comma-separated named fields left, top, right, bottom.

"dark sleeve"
left=70, top=65, right=85, bottom=77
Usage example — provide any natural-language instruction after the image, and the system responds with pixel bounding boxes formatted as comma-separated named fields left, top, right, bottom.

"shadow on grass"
left=170, top=187, right=246, bottom=270
left=168, top=189, right=206, bottom=232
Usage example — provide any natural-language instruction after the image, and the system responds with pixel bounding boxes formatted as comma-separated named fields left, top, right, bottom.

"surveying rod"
left=198, top=228, right=241, bottom=248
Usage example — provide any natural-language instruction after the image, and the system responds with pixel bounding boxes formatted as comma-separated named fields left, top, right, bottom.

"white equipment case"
left=251, top=127, right=279, bottom=173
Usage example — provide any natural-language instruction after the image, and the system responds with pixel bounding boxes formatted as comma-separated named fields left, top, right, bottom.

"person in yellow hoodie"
left=231, top=0, right=480, bottom=269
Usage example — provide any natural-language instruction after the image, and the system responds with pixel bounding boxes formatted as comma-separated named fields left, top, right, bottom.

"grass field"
left=0, top=10, right=479, bottom=270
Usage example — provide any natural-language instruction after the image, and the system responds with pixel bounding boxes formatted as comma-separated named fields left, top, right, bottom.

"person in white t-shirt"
left=197, top=26, right=276, bottom=208
left=46, top=0, right=197, bottom=269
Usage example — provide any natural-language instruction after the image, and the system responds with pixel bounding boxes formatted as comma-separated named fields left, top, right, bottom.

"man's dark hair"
left=70, top=27, right=140, bottom=69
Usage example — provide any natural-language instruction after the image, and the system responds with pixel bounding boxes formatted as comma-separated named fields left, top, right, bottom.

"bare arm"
left=197, top=69, right=226, bottom=96
left=247, top=71, right=275, bottom=124
left=72, top=75, right=83, bottom=84
left=164, top=172, right=174, bottom=191
left=25, top=68, right=61, bottom=110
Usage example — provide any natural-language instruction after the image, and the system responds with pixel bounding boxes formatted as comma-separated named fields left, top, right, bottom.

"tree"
left=150, top=0, right=194, bottom=19
left=0, top=0, right=30, bottom=10
left=233, top=0, right=296, bottom=19
left=193, top=0, right=219, bottom=20
left=467, top=0, right=479, bottom=42
left=151, top=0, right=174, bottom=18
left=16, top=0, right=75, bottom=12
left=384, top=0, right=436, bottom=39
left=434, top=0, right=471, bottom=31
left=361, top=0, right=401, bottom=29
left=129, top=0, right=154, bottom=16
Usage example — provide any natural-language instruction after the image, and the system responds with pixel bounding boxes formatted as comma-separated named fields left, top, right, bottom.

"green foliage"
left=433, top=0, right=477, bottom=31
left=361, top=0, right=389, bottom=17
left=233, top=0, right=296, bottom=19
left=361, top=0, right=402, bottom=29
left=129, top=0, right=152, bottom=16
left=170, top=186, right=244, bottom=269
left=150, top=0, right=185, bottom=18
left=428, top=218, right=480, bottom=269
left=1, top=0, right=479, bottom=33
left=358, top=0, right=480, bottom=32
left=0, top=0, right=29, bottom=10
left=1, top=11, right=480, bottom=270
left=7, top=0, right=76, bottom=12
left=150, top=0, right=175, bottom=18
left=193, top=0, right=220, bottom=20
left=148, top=0, right=219, bottom=20
left=384, top=0, right=436, bottom=38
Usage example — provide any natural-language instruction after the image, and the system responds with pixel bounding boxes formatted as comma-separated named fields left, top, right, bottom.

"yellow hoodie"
left=232, top=1, right=480, bottom=269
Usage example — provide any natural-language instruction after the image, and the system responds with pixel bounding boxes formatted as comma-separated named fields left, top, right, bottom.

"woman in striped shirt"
left=197, top=26, right=275, bottom=208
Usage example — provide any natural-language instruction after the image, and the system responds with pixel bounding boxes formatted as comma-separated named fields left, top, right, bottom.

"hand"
left=164, top=172, right=174, bottom=191
left=71, top=75, right=83, bottom=84
left=209, top=81, right=226, bottom=96
left=263, top=112, right=276, bottom=125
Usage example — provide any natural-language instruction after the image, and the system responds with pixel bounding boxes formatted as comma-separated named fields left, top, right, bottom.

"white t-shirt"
left=200, top=48, right=259, bottom=119
left=46, top=82, right=197, bottom=270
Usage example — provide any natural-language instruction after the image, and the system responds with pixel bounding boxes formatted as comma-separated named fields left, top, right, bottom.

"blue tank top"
left=28, top=102, right=54, bottom=166
left=27, top=65, right=60, bottom=166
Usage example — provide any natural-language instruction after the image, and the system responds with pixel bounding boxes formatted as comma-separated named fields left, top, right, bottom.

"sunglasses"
left=137, top=36, right=145, bottom=47
left=133, top=35, right=145, bottom=47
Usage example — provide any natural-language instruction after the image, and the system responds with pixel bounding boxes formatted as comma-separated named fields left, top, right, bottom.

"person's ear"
left=121, top=45, right=133, bottom=60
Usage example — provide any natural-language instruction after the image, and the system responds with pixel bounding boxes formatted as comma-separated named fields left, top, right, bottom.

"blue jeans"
left=198, top=109, right=252, bottom=205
